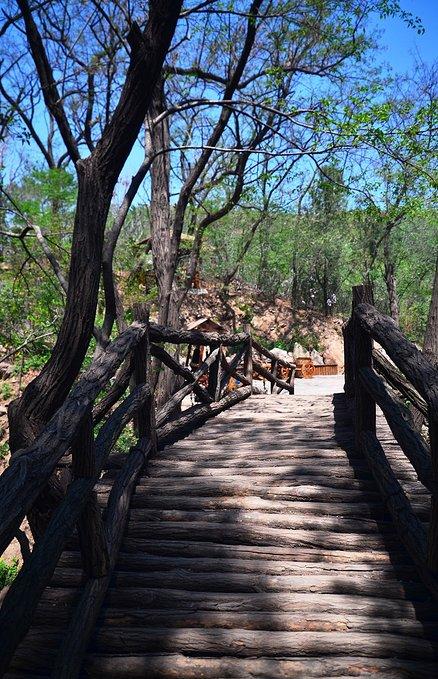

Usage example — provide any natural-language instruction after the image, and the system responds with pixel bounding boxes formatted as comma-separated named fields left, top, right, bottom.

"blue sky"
left=378, top=0, right=437, bottom=72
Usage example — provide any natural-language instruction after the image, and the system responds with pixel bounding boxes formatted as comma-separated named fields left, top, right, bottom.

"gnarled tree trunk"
left=8, top=0, right=182, bottom=539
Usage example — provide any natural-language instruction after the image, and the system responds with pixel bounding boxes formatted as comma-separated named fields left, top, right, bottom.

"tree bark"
left=383, top=235, right=400, bottom=326
left=7, top=2, right=182, bottom=537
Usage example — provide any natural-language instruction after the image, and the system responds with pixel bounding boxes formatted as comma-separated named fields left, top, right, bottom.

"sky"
left=378, top=0, right=437, bottom=72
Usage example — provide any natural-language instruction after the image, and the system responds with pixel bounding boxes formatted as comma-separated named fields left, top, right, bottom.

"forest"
left=1, top=1, right=438, bottom=675
left=1, top=0, right=436, bottom=380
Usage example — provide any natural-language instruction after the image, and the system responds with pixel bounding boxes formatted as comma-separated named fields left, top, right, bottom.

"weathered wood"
left=83, top=609, right=432, bottom=635
left=156, top=386, right=252, bottom=448
left=219, top=343, right=247, bottom=393
left=60, top=551, right=417, bottom=576
left=207, top=346, right=222, bottom=401
left=252, top=339, right=295, bottom=369
left=149, top=323, right=248, bottom=347
left=91, top=628, right=438, bottom=660
left=243, top=327, right=253, bottom=389
left=342, top=320, right=354, bottom=398
left=0, top=384, right=151, bottom=675
left=359, top=367, right=433, bottom=491
left=127, top=507, right=392, bottom=534
left=219, top=357, right=264, bottom=395
left=373, top=349, right=428, bottom=417
left=105, top=586, right=432, bottom=617
left=51, top=566, right=422, bottom=599
left=353, top=285, right=376, bottom=448
left=428, top=413, right=438, bottom=571
left=130, top=493, right=416, bottom=518
left=151, top=344, right=212, bottom=404
left=155, top=350, right=219, bottom=427
left=85, top=654, right=438, bottom=679
left=252, top=359, right=295, bottom=394
left=51, top=437, right=153, bottom=679
left=92, top=359, right=132, bottom=424
left=72, top=408, right=109, bottom=578
left=0, top=322, right=147, bottom=555
left=270, top=358, right=278, bottom=394
left=125, top=521, right=398, bottom=551
left=360, top=430, right=438, bottom=600
left=355, top=302, right=438, bottom=414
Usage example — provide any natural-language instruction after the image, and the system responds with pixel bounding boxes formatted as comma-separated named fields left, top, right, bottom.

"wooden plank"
left=128, top=508, right=394, bottom=534
left=124, top=521, right=400, bottom=551
left=91, top=628, right=438, bottom=660
left=90, top=609, right=435, bottom=635
left=49, top=569, right=424, bottom=599
left=59, top=552, right=417, bottom=577
left=84, top=654, right=438, bottom=679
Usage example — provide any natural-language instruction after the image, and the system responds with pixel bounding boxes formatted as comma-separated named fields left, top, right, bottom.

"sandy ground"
left=294, top=374, right=345, bottom=396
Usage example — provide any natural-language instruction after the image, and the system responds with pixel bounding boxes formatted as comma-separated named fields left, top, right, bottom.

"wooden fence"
left=344, top=284, right=438, bottom=598
left=0, top=314, right=293, bottom=675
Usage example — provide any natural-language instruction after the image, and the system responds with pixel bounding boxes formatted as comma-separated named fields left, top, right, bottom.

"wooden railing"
left=0, top=315, right=293, bottom=675
left=344, top=284, right=438, bottom=598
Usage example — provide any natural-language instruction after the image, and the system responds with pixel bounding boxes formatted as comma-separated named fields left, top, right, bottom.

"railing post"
left=243, top=324, right=253, bottom=393
left=352, top=284, right=376, bottom=450
left=208, top=345, right=222, bottom=401
left=427, top=413, right=438, bottom=571
left=72, top=408, right=109, bottom=578
left=344, top=284, right=374, bottom=400
left=133, top=304, right=157, bottom=455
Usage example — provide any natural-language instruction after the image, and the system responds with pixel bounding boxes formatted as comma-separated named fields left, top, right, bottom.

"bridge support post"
left=133, top=304, right=157, bottom=454
left=427, top=413, right=438, bottom=571
left=208, top=346, right=222, bottom=401
left=72, top=408, right=109, bottom=578
left=352, top=284, right=376, bottom=450
left=243, top=324, right=253, bottom=393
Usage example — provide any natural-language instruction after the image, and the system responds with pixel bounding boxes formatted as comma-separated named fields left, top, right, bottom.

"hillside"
left=180, top=279, right=345, bottom=368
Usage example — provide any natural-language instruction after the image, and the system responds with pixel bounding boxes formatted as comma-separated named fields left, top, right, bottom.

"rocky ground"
left=180, top=280, right=345, bottom=368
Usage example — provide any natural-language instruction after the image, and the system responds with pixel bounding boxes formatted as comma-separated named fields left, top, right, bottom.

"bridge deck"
left=8, top=394, right=438, bottom=677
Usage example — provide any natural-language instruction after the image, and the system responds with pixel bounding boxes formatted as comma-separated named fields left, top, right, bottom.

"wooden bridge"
left=0, top=285, right=437, bottom=678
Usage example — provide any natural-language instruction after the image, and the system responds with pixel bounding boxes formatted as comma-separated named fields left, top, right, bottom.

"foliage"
left=0, top=558, right=19, bottom=589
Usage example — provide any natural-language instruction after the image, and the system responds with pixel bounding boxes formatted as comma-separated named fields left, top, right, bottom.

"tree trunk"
left=411, top=254, right=438, bottom=430
left=147, top=80, right=181, bottom=405
left=383, top=236, right=400, bottom=326
left=7, top=2, right=182, bottom=538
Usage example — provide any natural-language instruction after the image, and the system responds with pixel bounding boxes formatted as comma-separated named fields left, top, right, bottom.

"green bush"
left=0, top=558, right=19, bottom=589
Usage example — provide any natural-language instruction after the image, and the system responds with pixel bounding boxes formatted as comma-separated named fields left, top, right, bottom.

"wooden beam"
left=0, top=322, right=148, bottom=556
left=355, top=302, right=438, bottom=414
left=352, top=285, right=376, bottom=449
left=252, top=359, right=295, bottom=395
left=252, top=339, right=295, bottom=369
left=373, top=349, right=428, bottom=417
left=360, top=430, right=438, bottom=600
left=150, top=344, right=212, bottom=404
left=359, top=367, right=433, bottom=492
left=149, top=323, right=249, bottom=347
left=51, top=437, right=153, bottom=679
left=0, top=385, right=151, bottom=674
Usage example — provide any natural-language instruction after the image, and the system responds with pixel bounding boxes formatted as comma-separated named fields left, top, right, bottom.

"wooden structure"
left=185, top=317, right=228, bottom=368
left=343, top=283, right=438, bottom=589
left=0, top=293, right=438, bottom=676
left=295, top=357, right=315, bottom=379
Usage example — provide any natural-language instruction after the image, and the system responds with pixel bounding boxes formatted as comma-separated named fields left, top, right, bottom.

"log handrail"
left=354, top=302, right=438, bottom=415
left=372, top=348, right=428, bottom=418
left=0, top=317, right=301, bottom=675
left=345, top=284, right=438, bottom=593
